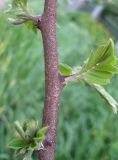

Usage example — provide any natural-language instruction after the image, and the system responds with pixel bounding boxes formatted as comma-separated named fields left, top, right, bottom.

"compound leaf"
left=78, top=39, right=118, bottom=85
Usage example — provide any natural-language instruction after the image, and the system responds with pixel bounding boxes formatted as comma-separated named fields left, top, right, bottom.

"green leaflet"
left=8, top=138, right=26, bottom=149
left=12, top=0, right=27, bottom=8
left=36, top=126, right=48, bottom=138
left=84, top=75, right=110, bottom=85
left=92, top=84, right=118, bottom=113
left=78, top=39, right=118, bottom=85
left=94, top=64, right=118, bottom=73
left=14, top=121, right=25, bottom=139
left=59, top=63, right=72, bottom=76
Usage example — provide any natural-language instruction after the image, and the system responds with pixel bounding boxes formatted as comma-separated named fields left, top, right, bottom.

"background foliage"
left=0, top=0, right=118, bottom=160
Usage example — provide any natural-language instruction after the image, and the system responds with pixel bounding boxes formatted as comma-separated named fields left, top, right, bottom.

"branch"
left=38, top=0, right=64, bottom=160
left=64, top=74, right=78, bottom=84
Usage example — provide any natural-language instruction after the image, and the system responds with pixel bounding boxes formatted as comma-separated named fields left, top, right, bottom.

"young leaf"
left=77, top=39, right=118, bottom=85
left=59, top=63, right=72, bottom=76
left=92, top=84, right=118, bottom=113
left=25, top=20, right=37, bottom=34
left=8, top=18, right=26, bottom=25
left=14, top=121, right=25, bottom=139
left=22, top=119, right=30, bottom=132
left=20, top=0, right=27, bottom=7
left=12, top=0, right=27, bottom=8
left=8, top=138, right=26, bottom=149
left=25, top=120, right=38, bottom=141
left=36, top=126, right=48, bottom=138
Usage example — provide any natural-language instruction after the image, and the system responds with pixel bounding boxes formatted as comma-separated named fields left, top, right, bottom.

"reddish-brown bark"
left=38, top=0, right=64, bottom=160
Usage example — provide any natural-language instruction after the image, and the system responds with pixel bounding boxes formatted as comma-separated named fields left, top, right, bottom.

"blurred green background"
left=0, top=0, right=118, bottom=160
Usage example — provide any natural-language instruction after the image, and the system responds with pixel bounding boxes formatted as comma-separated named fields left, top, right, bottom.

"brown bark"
left=38, top=0, right=64, bottom=160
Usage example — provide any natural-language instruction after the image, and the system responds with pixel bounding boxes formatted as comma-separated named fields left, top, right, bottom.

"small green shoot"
left=8, top=120, right=48, bottom=160
left=6, top=0, right=37, bottom=33
left=59, top=39, right=118, bottom=113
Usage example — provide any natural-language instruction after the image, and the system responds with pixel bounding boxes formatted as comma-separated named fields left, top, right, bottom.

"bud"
left=8, top=18, right=26, bottom=25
